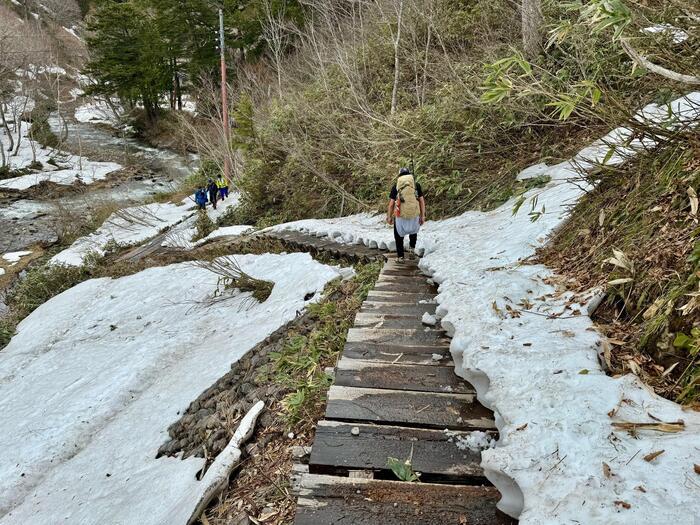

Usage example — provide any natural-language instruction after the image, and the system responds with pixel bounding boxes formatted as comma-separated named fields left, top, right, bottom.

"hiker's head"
left=399, top=167, right=411, bottom=176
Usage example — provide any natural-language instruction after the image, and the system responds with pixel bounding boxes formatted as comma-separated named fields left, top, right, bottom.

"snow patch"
left=0, top=124, right=121, bottom=191
left=2, top=251, right=32, bottom=265
left=0, top=252, right=344, bottom=524
left=445, top=430, right=495, bottom=452
left=74, top=101, right=121, bottom=126
left=421, top=312, right=437, bottom=326
left=642, top=24, right=689, bottom=44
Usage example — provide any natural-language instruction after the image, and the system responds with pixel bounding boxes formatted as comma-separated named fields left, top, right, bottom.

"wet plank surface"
left=295, top=474, right=516, bottom=525
left=325, top=385, right=495, bottom=430
left=310, top=421, right=488, bottom=479
left=334, top=357, right=471, bottom=393
left=342, top=341, right=453, bottom=365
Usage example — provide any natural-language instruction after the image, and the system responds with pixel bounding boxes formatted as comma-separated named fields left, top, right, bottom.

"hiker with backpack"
left=207, top=178, right=218, bottom=209
left=386, top=167, right=426, bottom=262
left=194, top=187, right=208, bottom=210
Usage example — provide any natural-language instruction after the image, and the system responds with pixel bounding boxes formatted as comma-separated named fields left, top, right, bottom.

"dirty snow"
left=50, top=200, right=194, bottom=266
left=0, top=252, right=343, bottom=524
left=0, top=125, right=121, bottom=191
left=52, top=195, right=241, bottom=266
left=74, top=101, right=121, bottom=126
left=265, top=93, right=700, bottom=524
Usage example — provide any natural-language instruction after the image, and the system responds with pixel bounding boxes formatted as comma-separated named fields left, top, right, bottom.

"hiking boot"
left=396, top=256, right=405, bottom=263
left=408, top=248, right=416, bottom=260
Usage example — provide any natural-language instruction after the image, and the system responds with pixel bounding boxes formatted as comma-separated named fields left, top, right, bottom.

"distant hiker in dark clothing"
left=216, top=174, right=229, bottom=201
left=207, top=179, right=218, bottom=209
left=386, top=167, right=426, bottom=262
left=195, top=187, right=207, bottom=210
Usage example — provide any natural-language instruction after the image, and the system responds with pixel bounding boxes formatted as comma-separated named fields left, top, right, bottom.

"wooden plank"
left=347, top=328, right=449, bottom=347
left=310, top=421, right=492, bottom=479
left=366, top=291, right=435, bottom=303
left=294, top=474, right=515, bottom=525
left=343, top=342, right=452, bottom=366
left=325, top=386, right=495, bottom=430
left=334, top=357, right=470, bottom=393
left=372, top=282, right=435, bottom=293
left=359, top=302, right=436, bottom=317
left=376, top=274, right=432, bottom=284
left=354, top=312, right=440, bottom=330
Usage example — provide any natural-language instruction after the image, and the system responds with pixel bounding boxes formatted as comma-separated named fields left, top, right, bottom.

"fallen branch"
left=186, top=401, right=265, bottom=525
left=620, top=38, right=700, bottom=85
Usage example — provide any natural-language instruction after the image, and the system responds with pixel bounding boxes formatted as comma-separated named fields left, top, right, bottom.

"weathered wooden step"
left=335, top=357, right=469, bottom=393
left=381, top=267, right=426, bottom=277
left=354, top=312, right=440, bottom=330
left=326, top=386, right=495, bottom=430
left=373, top=282, right=435, bottom=293
left=310, top=421, right=491, bottom=480
left=347, top=328, right=449, bottom=346
left=343, top=342, right=452, bottom=365
left=294, top=474, right=515, bottom=525
left=377, top=274, right=433, bottom=284
left=359, top=302, right=436, bottom=317
left=366, top=291, right=435, bottom=304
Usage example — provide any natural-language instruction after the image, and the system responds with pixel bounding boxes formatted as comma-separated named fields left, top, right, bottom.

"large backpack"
left=395, top=174, right=420, bottom=219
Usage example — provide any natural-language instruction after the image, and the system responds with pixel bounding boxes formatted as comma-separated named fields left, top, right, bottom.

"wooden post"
left=219, top=8, right=232, bottom=185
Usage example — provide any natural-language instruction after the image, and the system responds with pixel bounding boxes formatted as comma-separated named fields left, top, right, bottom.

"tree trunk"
left=0, top=103, right=14, bottom=153
left=390, top=0, right=404, bottom=115
left=522, top=0, right=543, bottom=59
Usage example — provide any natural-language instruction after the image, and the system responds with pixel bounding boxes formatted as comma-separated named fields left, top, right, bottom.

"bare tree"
left=522, top=0, right=543, bottom=59
left=389, top=0, right=404, bottom=115
left=261, top=0, right=291, bottom=98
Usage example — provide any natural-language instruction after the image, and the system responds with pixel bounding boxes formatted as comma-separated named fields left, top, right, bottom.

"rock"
left=290, top=446, right=311, bottom=459
left=351, top=426, right=360, bottom=436
left=421, top=312, right=437, bottom=326
left=259, top=412, right=274, bottom=428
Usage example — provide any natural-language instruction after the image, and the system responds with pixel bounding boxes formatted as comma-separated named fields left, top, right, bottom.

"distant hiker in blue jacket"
left=195, top=187, right=207, bottom=210
left=387, top=167, right=426, bottom=262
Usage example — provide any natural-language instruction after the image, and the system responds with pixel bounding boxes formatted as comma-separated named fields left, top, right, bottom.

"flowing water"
left=0, top=116, right=199, bottom=253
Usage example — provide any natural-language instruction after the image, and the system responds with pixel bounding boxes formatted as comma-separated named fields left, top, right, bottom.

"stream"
left=0, top=116, right=199, bottom=253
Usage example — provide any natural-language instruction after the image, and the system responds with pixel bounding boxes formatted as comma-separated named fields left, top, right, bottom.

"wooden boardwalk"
left=294, top=255, right=515, bottom=525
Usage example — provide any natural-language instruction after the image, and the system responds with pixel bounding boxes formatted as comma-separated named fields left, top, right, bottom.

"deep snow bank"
left=266, top=93, right=700, bottom=524
left=0, top=252, right=343, bottom=524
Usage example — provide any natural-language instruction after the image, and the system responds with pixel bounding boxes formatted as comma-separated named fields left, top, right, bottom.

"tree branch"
left=620, top=37, right=700, bottom=85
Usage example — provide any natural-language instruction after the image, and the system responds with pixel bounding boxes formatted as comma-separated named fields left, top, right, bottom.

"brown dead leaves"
left=643, top=450, right=665, bottom=462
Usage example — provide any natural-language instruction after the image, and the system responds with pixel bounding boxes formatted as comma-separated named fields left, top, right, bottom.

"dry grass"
left=539, top=133, right=700, bottom=404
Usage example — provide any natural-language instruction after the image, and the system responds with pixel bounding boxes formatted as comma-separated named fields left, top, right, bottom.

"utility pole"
left=219, top=8, right=232, bottom=184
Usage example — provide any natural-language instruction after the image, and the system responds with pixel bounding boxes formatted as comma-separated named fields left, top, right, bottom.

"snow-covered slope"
left=265, top=93, right=700, bottom=524
left=0, top=124, right=121, bottom=191
left=0, top=252, right=343, bottom=524
left=51, top=195, right=240, bottom=266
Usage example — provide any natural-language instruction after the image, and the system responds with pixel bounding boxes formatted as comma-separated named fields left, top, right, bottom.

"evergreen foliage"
left=84, top=0, right=303, bottom=120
